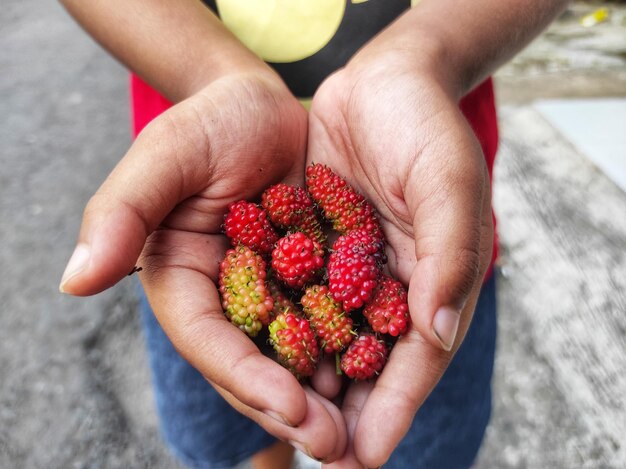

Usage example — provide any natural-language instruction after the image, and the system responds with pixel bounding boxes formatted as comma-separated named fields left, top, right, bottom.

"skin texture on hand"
left=307, top=57, right=494, bottom=468
left=59, top=71, right=347, bottom=462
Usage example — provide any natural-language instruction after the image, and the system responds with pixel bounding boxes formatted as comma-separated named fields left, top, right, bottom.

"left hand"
left=307, top=49, right=494, bottom=467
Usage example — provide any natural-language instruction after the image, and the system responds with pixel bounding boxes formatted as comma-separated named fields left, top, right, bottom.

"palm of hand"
left=143, top=74, right=308, bottom=239
left=309, top=69, right=486, bottom=281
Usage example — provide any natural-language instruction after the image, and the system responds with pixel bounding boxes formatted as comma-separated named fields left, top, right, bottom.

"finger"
left=139, top=230, right=309, bottom=428
left=403, top=117, right=492, bottom=351
left=214, top=383, right=347, bottom=463
left=353, top=329, right=450, bottom=467
left=352, top=307, right=478, bottom=466
left=353, top=203, right=494, bottom=468
left=300, top=387, right=348, bottom=463
left=59, top=100, right=222, bottom=296
left=323, top=381, right=373, bottom=469
left=311, top=355, right=343, bottom=400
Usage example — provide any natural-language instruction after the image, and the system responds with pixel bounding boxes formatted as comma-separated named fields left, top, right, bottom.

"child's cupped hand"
left=59, top=70, right=348, bottom=463
left=306, top=50, right=494, bottom=468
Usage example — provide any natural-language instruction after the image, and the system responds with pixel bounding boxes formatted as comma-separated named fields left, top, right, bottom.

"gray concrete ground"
left=1, top=1, right=625, bottom=468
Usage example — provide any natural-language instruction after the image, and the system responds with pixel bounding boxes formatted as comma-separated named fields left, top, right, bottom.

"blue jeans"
left=140, top=274, right=497, bottom=469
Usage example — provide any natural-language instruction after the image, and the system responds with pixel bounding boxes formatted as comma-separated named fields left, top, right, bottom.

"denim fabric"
left=385, top=274, right=497, bottom=469
left=140, top=275, right=497, bottom=469
left=139, top=297, right=276, bottom=469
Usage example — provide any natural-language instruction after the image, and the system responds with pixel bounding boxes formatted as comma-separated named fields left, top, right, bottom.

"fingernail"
left=264, top=410, right=295, bottom=427
left=289, top=441, right=319, bottom=461
left=432, top=306, right=460, bottom=351
left=59, top=244, right=90, bottom=293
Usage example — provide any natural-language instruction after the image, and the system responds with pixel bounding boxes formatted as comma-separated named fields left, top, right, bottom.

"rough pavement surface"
left=2, top=1, right=625, bottom=468
left=475, top=106, right=626, bottom=468
left=1, top=1, right=180, bottom=467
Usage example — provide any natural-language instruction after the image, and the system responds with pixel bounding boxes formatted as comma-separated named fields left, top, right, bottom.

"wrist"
left=183, top=45, right=274, bottom=100
left=345, top=21, right=462, bottom=101
left=346, top=0, right=568, bottom=100
left=61, top=0, right=279, bottom=103
left=344, top=34, right=460, bottom=105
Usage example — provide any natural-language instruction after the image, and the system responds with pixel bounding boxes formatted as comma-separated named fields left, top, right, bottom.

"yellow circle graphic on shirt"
left=216, top=0, right=346, bottom=63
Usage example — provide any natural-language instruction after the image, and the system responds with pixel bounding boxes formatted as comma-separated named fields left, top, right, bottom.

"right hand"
left=306, top=51, right=494, bottom=467
left=59, top=70, right=347, bottom=462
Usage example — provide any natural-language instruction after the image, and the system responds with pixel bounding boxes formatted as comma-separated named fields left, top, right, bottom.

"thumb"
left=59, top=102, right=214, bottom=296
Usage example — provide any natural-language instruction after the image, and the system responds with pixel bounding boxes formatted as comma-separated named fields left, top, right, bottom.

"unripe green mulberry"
left=219, top=245, right=273, bottom=336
